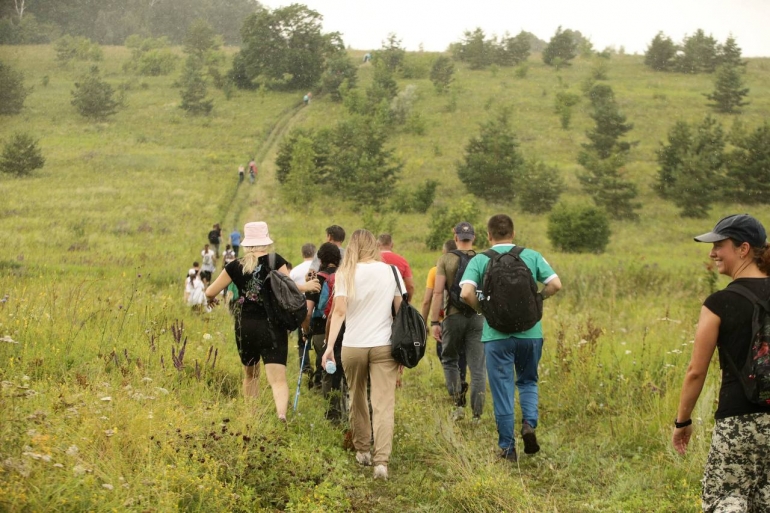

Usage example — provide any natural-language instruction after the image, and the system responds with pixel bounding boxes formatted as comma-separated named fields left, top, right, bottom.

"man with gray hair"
left=290, top=243, right=317, bottom=286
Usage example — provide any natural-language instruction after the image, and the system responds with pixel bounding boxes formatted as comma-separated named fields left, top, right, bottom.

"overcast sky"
left=261, top=0, right=770, bottom=57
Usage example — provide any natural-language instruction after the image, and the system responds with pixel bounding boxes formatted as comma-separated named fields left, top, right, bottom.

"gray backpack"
left=262, top=253, right=307, bottom=331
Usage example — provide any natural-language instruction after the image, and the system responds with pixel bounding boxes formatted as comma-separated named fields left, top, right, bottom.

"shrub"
left=430, top=56, right=454, bottom=93
left=727, top=121, right=770, bottom=204
left=71, top=67, right=120, bottom=120
left=320, top=54, right=357, bottom=102
left=543, top=27, right=577, bottom=69
left=137, top=49, right=177, bottom=76
left=0, top=133, right=45, bottom=177
left=0, top=61, right=29, bottom=115
left=547, top=204, right=610, bottom=253
left=392, top=179, right=438, bottom=213
left=55, top=35, right=103, bottom=63
left=390, top=85, right=418, bottom=125
left=705, top=64, right=749, bottom=114
left=179, top=56, right=213, bottom=115
left=518, top=160, right=565, bottom=214
left=425, top=197, right=481, bottom=250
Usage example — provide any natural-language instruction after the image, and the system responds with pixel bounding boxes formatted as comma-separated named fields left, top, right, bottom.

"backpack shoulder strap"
left=390, top=265, right=406, bottom=299
left=509, top=245, right=525, bottom=257
left=727, top=283, right=770, bottom=311
left=268, top=252, right=276, bottom=271
left=482, top=249, right=497, bottom=259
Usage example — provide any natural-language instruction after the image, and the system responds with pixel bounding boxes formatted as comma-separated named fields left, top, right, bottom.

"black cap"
left=694, top=214, right=767, bottom=247
left=454, top=222, right=475, bottom=241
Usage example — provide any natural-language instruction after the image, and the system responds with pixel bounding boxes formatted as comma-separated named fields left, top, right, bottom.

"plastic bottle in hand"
left=325, top=360, right=337, bottom=374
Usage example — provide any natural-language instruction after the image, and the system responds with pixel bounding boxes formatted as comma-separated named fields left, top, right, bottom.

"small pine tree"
left=0, top=61, right=29, bottom=115
left=577, top=151, right=640, bottom=220
left=547, top=203, right=611, bottom=253
left=644, top=32, right=677, bottom=71
left=554, top=90, right=580, bottom=130
left=374, top=33, right=406, bottom=73
left=655, top=116, right=725, bottom=218
left=71, top=66, right=119, bottom=120
left=457, top=109, right=525, bottom=202
left=675, top=29, right=718, bottom=74
left=0, top=133, right=45, bottom=177
left=456, top=28, right=493, bottom=70
left=179, top=56, right=213, bottom=115
left=717, top=35, right=746, bottom=69
left=705, top=64, right=749, bottom=113
left=542, top=26, right=578, bottom=69
left=583, top=84, right=633, bottom=158
left=183, top=19, right=220, bottom=60
left=727, top=122, right=770, bottom=203
left=430, top=56, right=455, bottom=93
left=518, top=159, right=565, bottom=214
left=425, top=197, right=481, bottom=250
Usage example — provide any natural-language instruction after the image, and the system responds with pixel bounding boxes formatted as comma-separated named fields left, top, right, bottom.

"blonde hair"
left=240, top=244, right=273, bottom=274
left=338, top=229, right=380, bottom=302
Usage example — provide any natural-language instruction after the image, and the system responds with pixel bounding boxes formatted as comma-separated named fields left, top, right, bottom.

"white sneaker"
left=355, top=451, right=372, bottom=466
left=373, top=464, right=388, bottom=480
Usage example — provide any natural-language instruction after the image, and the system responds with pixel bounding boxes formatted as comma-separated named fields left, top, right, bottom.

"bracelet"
left=430, top=321, right=440, bottom=326
left=674, top=419, right=692, bottom=428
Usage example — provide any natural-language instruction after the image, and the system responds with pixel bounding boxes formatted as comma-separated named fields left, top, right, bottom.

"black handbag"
left=389, top=266, right=427, bottom=368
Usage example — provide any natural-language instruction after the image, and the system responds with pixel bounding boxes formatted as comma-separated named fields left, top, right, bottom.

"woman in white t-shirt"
left=185, top=270, right=207, bottom=311
left=322, top=229, right=405, bottom=481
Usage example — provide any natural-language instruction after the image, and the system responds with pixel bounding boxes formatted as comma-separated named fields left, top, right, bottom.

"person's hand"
left=305, top=269, right=317, bottom=283
left=396, top=365, right=404, bottom=388
left=321, top=346, right=335, bottom=369
left=207, top=296, right=219, bottom=307
left=431, top=324, right=442, bottom=342
left=672, top=424, right=693, bottom=455
left=304, top=278, right=321, bottom=293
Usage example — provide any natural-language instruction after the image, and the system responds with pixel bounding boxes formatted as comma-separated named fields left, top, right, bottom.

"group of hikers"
left=237, top=159, right=258, bottom=185
left=183, top=223, right=243, bottom=311
left=185, top=211, right=770, bottom=510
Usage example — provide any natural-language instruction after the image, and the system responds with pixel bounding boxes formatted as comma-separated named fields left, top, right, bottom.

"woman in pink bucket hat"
left=206, top=222, right=320, bottom=420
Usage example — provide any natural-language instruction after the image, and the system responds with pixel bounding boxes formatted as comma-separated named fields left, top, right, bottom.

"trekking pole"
left=293, top=334, right=311, bottom=412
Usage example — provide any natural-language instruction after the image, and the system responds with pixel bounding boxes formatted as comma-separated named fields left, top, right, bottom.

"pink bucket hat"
left=241, top=222, right=274, bottom=247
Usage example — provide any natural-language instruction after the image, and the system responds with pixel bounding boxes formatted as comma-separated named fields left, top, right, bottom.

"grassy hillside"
left=1, top=44, right=769, bottom=511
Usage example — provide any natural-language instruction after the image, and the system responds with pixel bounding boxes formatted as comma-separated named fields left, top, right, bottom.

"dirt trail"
left=219, top=101, right=308, bottom=231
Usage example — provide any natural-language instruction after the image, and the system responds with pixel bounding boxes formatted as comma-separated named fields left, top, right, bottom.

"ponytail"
left=753, top=243, right=770, bottom=275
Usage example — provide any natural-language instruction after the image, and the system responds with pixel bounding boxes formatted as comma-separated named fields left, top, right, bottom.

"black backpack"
left=723, top=284, right=770, bottom=405
left=389, top=266, right=427, bottom=368
left=480, top=246, right=542, bottom=333
left=447, top=250, right=476, bottom=317
left=261, top=253, right=307, bottom=331
left=208, top=230, right=219, bottom=244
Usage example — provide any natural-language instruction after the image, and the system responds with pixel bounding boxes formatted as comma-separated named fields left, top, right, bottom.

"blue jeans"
left=484, top=337, right=543, bottom=452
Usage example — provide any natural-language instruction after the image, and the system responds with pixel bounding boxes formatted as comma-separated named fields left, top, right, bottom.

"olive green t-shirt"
left=436, top=249, right=476, bottom=317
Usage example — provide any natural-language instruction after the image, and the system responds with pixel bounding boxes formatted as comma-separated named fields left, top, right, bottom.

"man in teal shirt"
left=460, top=214, right=562, bottom=461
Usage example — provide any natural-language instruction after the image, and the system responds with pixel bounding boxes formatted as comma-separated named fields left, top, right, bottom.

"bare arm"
left=302, top=300, right=315, bottom=334
left=420, top=287, right=433, bottom=321
left=672, top=306, right=720, bottom=455
left=404, top=276, right=414, bottom=303
left=322, top=297, right=347, bottom=367
left=460, top=282, right=480, bottom=312
left=206, top=269, right=232, bottom=299
left=541, top=276, right=562, bottom=299
left=430, top=274, right=447, bottom=341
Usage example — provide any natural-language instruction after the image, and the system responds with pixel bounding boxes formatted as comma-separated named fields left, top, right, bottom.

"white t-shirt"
left=201, top=249, right=216, bottom=272
left=290, top=259, right=313, bottom=286
left=335, top=261, right=405, bottom=348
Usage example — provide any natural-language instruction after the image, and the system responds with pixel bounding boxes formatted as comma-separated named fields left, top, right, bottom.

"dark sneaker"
left=521, top=422, right=540, bottom=455
left=455, top=382, right=469, bottom=407
left=499, top=447, right=518, bottom=462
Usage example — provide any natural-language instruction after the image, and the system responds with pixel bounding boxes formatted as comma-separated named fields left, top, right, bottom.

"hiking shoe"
left=499, top=448, right=518, bottom=462
left=455, top=382, right=469, bottom=407
left=373, top=464, right=388, bottom=480
left=470, top=415, right=481, bottom=426
left=355, top=451, right=372, bottom=466
left=521, top=422, right=540, bottom=455
left=451, top=406, right=465, bottom=421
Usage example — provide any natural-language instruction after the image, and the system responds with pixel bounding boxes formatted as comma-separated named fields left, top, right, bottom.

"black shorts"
left=235, top=316, right=288, bottom=367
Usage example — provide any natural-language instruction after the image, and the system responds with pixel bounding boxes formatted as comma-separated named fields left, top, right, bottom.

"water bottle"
left=325, top=360, right=337, bottom=374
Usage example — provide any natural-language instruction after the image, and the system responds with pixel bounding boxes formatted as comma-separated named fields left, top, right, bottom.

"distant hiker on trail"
left=322, top=229, right=406, bottom=481
left=673, top=214, right=770, bottom=512
left=303, top=92, right=312, bottom=105
left=303, top=243, right=345, bottom=421
left=431, top=223, right=485, bottom=423
left=230, top=228, right=241, bottom=257
left=310, top=225, right=346, bottom=272
left=223, top=244, right=236, bottom=265
left=208, top=224, right=222, bottom=258
left=188, top=261, right=200, bottom=276
left=290, top=243, right=317, bottom=383
left=378, top=233, right=414, bottom=302
left=238, top=165, right=245, bottom=184
left=248, top=159, right=257, bottom=185
left=200, top=244, right=216, bottom=283
left=363, top=53, right=372, bottom=63
left=459, top=214, right=562, bottom=462
left=205, top=221, right=321, bottom=420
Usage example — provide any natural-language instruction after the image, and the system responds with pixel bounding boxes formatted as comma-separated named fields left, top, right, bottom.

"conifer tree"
left=179, top=56, right=213, bottom=115
left=0, top=61, right=29, bottom=115
left=71, top=66, right=119, bottom=120
left=542, top=26, right=577, bottom=69
left=0, top=132, right=45, bottom=177
left=727, top=122, right=770, bottom=203
left=644, top=32, right=677, bottom=71
left=705, top=64, right=749, bottom=113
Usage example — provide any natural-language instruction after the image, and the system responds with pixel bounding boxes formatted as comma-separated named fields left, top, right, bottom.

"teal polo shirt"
left=459, top=244, right=557, bottom=342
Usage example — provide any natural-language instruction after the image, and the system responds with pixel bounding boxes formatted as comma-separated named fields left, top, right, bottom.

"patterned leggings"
left=702, top=412, right=770, bottom=512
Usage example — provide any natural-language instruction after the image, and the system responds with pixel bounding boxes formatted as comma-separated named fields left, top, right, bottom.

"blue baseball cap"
left=694, top=214, right=767, bottom=247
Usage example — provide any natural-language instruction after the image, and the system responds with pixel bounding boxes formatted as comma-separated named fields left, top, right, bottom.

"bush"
left=320, top=54, right=357, bottom=102
left=425, top=197, right=482, bottom=250
left=430, top=56, right=454, bottom=93
left=392, top=179, right=438, bottom=213
left=55, top=35, right=103, bottom=63
left=137, top=49, right=177, bottom=76
left=518, top=160, right=565, bottom=214
left=179, top=56, right=213, bottom=116
left=390, top=85, right=418, bottom=125
left=71, top=67, right=120, bottom=120
left=0, top=133, right=45, bottom=177
left=0, top=61, right=29, bottom=115
left=547, top=204, right=610, bottom=253
left=543, top=26, right=577, bottom=69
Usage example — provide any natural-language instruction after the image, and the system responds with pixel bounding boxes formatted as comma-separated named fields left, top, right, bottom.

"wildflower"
left=100, top=397, right=112, bottom=402
left=102, top=484, right=114, bottom=490
left=625, top=350, right=632, bottom=355
left=66, top=445, right=79, bottom=457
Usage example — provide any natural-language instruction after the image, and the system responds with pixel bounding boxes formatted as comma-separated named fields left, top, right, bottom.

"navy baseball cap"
left=694, top=214, right=767, bottom=247
left=454, top=222, right=475, bottom=241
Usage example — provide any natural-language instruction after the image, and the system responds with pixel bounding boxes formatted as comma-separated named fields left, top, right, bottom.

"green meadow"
left=1, top=43, right=769, bottom=511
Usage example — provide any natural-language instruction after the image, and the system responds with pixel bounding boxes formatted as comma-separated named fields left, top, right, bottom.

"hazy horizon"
left=261, top=0, right=770, bottom=57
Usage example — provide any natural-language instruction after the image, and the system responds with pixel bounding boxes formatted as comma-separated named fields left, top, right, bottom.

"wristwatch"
left=674, top=419, right=692, bottom=428
left=430, top=321, right=440, bottom=326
